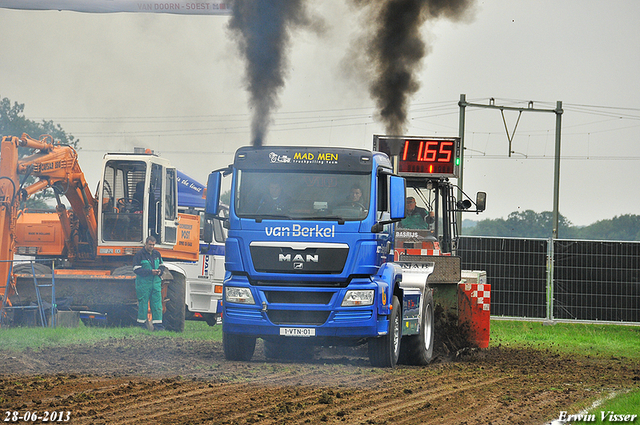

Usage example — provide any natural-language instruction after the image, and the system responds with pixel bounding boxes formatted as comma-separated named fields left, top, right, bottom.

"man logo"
left=278, top=253, right=319, bottom=263
left=293, top=263, right=304, bottom=269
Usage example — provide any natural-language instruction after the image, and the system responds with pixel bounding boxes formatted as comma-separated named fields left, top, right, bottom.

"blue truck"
left=205, top=136, right=487, bottom=367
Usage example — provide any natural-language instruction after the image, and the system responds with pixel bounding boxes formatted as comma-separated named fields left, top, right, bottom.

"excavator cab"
left=98, top=154, right=178, bottom=247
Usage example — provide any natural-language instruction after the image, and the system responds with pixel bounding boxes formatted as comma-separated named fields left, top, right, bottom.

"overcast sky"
left=1, top=1, right=639, bottom=228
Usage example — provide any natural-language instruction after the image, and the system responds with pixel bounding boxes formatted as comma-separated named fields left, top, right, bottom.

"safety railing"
left=458, top=236, right=640, bottom=325
left=0, top=259, right=57, bottom=328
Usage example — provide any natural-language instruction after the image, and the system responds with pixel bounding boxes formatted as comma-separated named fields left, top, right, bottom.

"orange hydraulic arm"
left=0, top=135, right=21, bottom=295
left=0, top=134, right=99, bottom=297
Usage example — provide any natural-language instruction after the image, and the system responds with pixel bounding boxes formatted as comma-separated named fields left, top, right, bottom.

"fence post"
left=546, top=237, right=555, bottom=322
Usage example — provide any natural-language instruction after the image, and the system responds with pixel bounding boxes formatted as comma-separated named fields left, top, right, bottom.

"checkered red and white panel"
left=461, top=282, right=491, bottom=311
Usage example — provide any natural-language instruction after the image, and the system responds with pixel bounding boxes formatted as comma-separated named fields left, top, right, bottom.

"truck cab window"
left=101, top=160, right=146, bottom=242
left=235, top=170, right=371, bottom=221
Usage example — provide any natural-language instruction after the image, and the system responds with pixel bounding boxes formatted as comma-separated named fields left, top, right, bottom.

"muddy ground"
left=1, top=335, right=638, bottom=425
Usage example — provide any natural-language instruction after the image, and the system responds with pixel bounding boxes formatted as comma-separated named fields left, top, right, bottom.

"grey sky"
left=1, top=1, right=639, bottom=227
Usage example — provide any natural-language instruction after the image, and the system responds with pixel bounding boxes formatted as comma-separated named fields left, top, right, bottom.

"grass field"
left=1, top=318, right=638, bottom=419
left=490, top=320, right=640, bottom=421
left=0, top=319, right=221, bottom=352
left=490, top=320, right=640, bottom=359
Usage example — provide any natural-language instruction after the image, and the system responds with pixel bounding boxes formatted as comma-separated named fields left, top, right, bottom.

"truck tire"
left=368, top=295, right=401, bottom=368
left=223, top=331, right=256, bottom=361
left=12, top=262, right=52, bottom=275
left=112, top=265, right=135, bottom=277
left=203, top=313, right=218, bottom=327
left=163, top=272, right=186, bottom=332
left=106, top=266, right=140, bottom=328
left=399, top=289, right=435, bottom=365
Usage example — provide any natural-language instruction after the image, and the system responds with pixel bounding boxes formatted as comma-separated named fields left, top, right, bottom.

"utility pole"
left=458, top=94, right=563, bottom=238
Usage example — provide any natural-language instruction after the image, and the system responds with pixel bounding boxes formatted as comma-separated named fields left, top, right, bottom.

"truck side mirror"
left=203, top=218, right=214, bottom=244
left=205, top=171, right=222, bottom=216
left=389, top=175, right=406, bottom=220
left=476, top=192, right=487, bottom=212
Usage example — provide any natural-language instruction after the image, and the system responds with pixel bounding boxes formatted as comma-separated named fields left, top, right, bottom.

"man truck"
left=204, top=136, right=487, bottom=366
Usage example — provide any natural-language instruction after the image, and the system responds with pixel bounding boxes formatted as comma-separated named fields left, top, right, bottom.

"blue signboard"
left=177, top=170, right=206, bottom=209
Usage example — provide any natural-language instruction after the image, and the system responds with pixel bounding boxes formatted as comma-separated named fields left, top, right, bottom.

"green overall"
left=399, top=207, right=430, bottom=229
left=134, top=249, right=163, bottom=324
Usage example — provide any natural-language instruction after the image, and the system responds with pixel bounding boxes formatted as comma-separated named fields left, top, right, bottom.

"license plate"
left=280, top=327, right=316, bottom=337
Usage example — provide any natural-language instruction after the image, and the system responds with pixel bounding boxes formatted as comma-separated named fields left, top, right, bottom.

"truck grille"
left=267, top=310, right=330, bottom=325
left=250, top=244, right=348, bottom=274
left=264, top=291, right=334, bottom=305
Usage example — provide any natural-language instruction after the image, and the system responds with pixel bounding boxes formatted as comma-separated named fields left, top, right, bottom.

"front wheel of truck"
left=368, top=295, right=401, bottom=368
left=399, top=289, right=435, bottom=365
left=223, top=331, right=256, bottom=361
left=162, top=272, right=186, bottom=332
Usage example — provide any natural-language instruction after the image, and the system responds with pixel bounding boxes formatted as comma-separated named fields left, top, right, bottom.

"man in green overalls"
left=133, top=236, right=165, bottom=331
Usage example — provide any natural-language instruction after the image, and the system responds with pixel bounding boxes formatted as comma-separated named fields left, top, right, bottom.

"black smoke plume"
left=228, top=0, right=319, bottom=146
left=353, top=0, right=475, bottom=135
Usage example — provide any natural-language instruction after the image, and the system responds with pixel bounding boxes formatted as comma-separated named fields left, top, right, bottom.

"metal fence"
left=458, top=236, right=640, bottom=324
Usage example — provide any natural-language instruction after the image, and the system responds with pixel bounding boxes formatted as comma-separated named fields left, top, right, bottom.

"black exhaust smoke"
left=228, top=0, right=320, bottom=147
left=352, top=0, right=475, bottom=135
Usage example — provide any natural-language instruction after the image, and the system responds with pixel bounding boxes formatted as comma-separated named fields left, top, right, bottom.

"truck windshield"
left=235, top=170, right=371, bottom=221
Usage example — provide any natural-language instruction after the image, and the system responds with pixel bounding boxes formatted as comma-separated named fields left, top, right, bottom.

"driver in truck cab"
left=398, top=196, right=434, bottom=229
left=337, top=184, right=367, bottom=210
left=347, top=185, right=363, bottom=204
left=256, top=181, right=291, bottom=214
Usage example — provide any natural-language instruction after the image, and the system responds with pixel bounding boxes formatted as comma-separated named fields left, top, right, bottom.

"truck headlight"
left=341, top=290, right=374, bottom=307
left=225, top=287, right=255, bottom=304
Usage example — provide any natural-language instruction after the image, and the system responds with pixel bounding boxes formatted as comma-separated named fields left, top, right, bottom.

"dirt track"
left=1, top=336, right=638, bottom=425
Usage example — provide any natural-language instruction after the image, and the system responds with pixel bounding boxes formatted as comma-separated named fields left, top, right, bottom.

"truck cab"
left=207, top=147, right=406, bottom=363
left=99, top=153, right=178, bottom=248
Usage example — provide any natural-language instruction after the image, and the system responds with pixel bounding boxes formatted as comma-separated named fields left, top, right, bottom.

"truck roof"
left=234, top=146, right=391, bottom=172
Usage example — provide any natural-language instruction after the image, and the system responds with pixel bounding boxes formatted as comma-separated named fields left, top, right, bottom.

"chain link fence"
left=458, top=236, right=640, bottom=324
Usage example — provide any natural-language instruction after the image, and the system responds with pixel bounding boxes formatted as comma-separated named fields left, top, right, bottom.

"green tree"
left=466, top=209, right=577, bottom=238
left=577, top=214, right=640, bottom=241
left=0, top=96, right=78, bottom=208
left=465, top=210, right=640, bottom=241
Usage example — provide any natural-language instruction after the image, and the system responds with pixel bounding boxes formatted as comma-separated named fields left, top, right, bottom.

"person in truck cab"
left=256, top=181, right=291, bottom=214
left=132, top=181, right=145, bottom=212
left=337, top=184, right=367, bottom=211
left=398, top=196, right=434, bottom=229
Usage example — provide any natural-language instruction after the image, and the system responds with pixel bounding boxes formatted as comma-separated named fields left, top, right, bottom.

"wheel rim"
left=423, top=303, right=433, bottom=351
left=392, top=313, right=400, bottom=355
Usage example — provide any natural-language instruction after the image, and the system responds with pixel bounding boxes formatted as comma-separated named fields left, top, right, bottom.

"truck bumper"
left=223, top=306, right=387, bottom=338
left=222, top=278, right=387, bottom=339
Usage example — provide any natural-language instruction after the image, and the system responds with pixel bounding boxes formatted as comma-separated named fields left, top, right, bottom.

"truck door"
left=163, top=167, right=178, bottom=245
left=150, top=163, right=178, bottom=245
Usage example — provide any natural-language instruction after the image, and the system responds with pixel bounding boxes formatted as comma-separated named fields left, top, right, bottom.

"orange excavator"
left=0, top=134, right=200, bottom=330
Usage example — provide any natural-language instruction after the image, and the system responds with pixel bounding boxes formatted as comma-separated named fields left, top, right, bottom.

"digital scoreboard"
left=373, top=135, right=460, bottom=178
